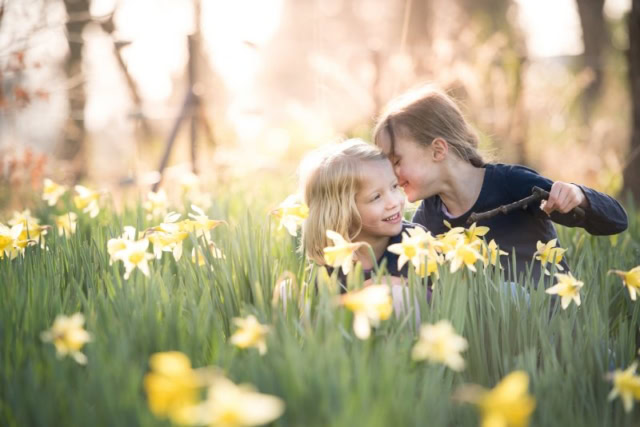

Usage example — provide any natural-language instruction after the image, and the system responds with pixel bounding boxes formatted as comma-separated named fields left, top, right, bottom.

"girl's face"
left=379, top=132, right=441, bottom=203
left=354, top=159, right=405, bottom=242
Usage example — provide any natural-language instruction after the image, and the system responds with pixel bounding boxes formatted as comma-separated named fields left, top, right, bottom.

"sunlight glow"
left=515, top=0, right=583, bottom=58
left=515, top=0, right=630, bottom=58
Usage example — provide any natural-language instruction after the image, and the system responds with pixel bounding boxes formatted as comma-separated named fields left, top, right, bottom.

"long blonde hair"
left=373, top=84, right=485, bottom=167
left=299, top=139, right=388, bottom=265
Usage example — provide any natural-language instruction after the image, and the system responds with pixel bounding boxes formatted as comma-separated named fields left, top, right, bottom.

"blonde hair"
left=299, top=138, right=388, bottom=265
left=373, top=85, right=485, bottom=167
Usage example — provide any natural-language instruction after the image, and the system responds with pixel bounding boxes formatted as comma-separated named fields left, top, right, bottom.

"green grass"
left=1, top=194, right=639, bottom=427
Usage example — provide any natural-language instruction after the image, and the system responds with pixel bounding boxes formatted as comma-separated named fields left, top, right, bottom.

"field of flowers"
left=1, top=178, right=640, bottom=427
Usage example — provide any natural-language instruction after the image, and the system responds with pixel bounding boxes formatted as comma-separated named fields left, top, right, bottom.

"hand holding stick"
left=466, top=186, right=586, bottom=225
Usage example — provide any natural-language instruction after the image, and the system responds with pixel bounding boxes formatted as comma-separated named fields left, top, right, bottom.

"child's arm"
left=543, top=181, right=627, bottom=235
left=506, top=165, right=628, bottom=235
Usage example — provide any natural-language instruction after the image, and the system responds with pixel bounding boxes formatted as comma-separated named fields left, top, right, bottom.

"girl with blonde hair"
left=299, top=138, right=427, bottom=290
left=373, top=84, right=627, bottom=283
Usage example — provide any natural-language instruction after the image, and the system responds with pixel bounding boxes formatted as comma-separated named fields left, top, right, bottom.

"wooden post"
left=151, top=0, right=217, bottom=191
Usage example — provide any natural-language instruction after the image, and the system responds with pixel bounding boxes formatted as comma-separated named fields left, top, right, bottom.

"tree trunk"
left=575, top=0, right=607, bottom=120
left=624, top=0, right=640, bottom=204
left=406, top=0, right=432, bottom=77
left=458, top=0, right=530, bottom=166
left=59, top=0, right=90, bottom=181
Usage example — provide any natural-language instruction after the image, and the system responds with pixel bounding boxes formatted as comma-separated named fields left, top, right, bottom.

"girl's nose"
left=386, top=193, right=401, bottom=209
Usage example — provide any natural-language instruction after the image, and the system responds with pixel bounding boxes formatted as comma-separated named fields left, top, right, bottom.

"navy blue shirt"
left=412, top=163, right=628, bottom=284
left=327, top=221, right=428, bottom=292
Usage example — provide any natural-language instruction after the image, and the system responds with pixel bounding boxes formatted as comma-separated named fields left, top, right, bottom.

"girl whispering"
left=373, top=85, right=628, bottom=284
left=299, top=138, right=428, bottom=292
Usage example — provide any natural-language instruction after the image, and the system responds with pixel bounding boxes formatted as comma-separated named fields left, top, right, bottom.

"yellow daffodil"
left=414, top=253, right=442, bottom=280
left=143, top=189, right=169, bottom=220
left=160, top=211, right=183, bottom=227
left=609, top=266, right=640, bottom=301
left=270, top=194, right=309, bottom=237
left=387, top=227, right=432, bottom=270
left=144, top=351, right=201, bottom=423
left=107, top=226, right=137, bottom=265
left=148, top=232, right=188, bottom=261
left=545, top=272, right=584, bottom=309
left=406, top=226, right=442, bottom=251
left=608, top=362, right=640, bottom=413
left=323, top=230, right=366, bottom=275
left=40, top=313, right=91, bottom=365
left=387, top=238, right=420, bottom=270
left=445, top=239, right=483, bottom=273
left=9, top=209, right=46, bottom=242
left=147, top=217, right=189, bottom=261
left=120, top=238, right=154, bottom=279
left=464, top=222, right=489, bottom=244
left=182, top=375, right=285, bottom=427
left=6, top=210, right=44, bottom=255
left=340, top=284, right=393, bottom=340
left=55, top=212, right=78, bottom=236
left=0, top=223, right=23, bottom=259
left=389, top=227, right=443, bottom=278
left=534, top=239, right=566, bottom=275
left=483, top=239, right=508, bottom=268
left=73, top=185, right=101, bottom=218
left=471, top=371, right=536, bottom=427
left=191, top=243, right=225, bottom=266
left=42, top=178, right=67, bottom=206
left=11, top=237, right=37, bottom=257
left=181, top=205, right=226, bottom=239
left=230, top=315, right=270, bottom=355
left=437, top=226, right=465, bottom=254
left=411, top=320, right=468, bottom=371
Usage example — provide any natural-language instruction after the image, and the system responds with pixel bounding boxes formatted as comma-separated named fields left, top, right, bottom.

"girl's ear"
left=431, top=138, right=448, bottom=161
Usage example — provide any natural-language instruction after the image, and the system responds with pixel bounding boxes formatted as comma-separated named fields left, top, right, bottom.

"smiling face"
left=377, top=127, right=442, bottom=203
left=353, top=159, right=405, bottom=243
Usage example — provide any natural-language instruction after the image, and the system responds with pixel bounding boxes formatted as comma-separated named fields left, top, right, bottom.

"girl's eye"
left=393, top=159, right=400, bottom=166
left=371, top=194, right=381, bottom=202
left=392, top=183, right=400, bottom=190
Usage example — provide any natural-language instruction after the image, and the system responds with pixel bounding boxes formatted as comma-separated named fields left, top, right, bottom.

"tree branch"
left=467, top=186, right=586, bottom=225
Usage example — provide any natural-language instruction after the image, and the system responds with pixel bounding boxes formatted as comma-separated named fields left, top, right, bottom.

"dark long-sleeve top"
left=412, top=163, right=628, bottom=284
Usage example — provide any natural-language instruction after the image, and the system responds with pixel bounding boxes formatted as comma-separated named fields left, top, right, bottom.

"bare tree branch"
left=467, top=186, right=586, bottom=225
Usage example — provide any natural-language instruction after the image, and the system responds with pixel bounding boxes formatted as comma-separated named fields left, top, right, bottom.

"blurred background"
left=1, top=0, right=639, bottom=209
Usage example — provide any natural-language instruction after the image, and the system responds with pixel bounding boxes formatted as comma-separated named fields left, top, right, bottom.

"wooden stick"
left=151, top=90, right=193, bottom=192
left=466, top=186, right=586, bottom=225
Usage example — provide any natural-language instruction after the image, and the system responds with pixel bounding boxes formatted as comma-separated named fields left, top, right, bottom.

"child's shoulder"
left=485, top=163, right=552, bottom=201
left=486, top=163, right=549, bottom=188
left=487, top=162, right=541, bottom=178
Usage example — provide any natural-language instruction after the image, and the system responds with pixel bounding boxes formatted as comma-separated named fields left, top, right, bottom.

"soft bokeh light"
left=515, top=0, right=584, bottom=58
left=0, top=0, right=633, bottom=193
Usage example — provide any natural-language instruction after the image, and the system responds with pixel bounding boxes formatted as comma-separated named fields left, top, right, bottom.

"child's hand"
left=541, top=182, right=589, bottom=215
